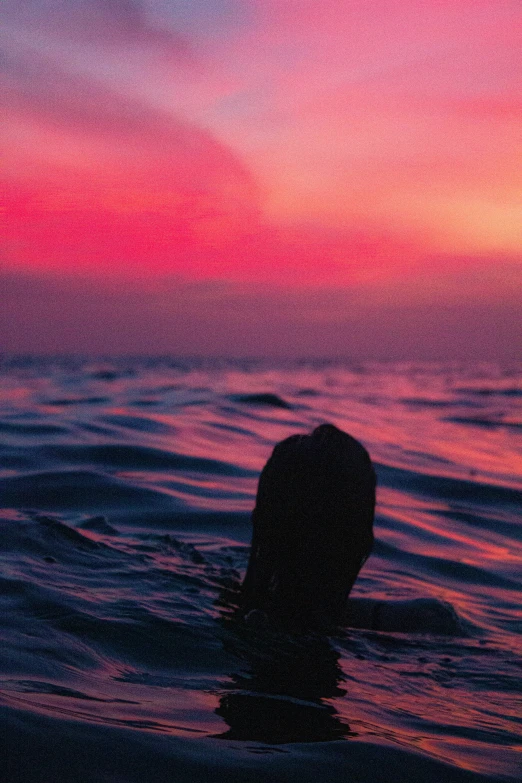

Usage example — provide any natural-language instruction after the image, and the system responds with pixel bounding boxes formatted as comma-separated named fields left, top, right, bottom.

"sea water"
left=0, top=357, right=520, bottom=782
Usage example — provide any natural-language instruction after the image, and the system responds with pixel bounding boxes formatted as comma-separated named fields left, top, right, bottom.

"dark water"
left=1, top=357, right=520, bottom=782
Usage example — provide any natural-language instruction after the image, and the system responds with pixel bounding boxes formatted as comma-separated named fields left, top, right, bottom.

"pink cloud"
left=1, top=0, right=520, bottom=357
left=3, top=0, right=191, bottom=57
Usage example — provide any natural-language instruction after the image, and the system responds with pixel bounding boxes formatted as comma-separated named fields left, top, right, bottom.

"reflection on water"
left=216, top=692, right=350, bottom=744
left=217, top=627, right=352, bottom=743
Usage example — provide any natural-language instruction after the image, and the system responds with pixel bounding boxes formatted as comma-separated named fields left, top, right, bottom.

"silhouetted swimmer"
left=241, top=423, right=375, bottom=631
left=241, top=423, right=460, bottom=634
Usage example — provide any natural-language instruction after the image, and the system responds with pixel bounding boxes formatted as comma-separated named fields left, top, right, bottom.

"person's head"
left=241, top=423, right=376, bottom=630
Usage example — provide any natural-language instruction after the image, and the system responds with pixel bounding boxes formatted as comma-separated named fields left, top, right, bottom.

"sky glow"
left=2, top=1, right=521, bottom=357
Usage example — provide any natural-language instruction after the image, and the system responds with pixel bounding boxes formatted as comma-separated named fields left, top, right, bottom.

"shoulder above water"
left=243, top=597, right=461, bottom=635
left=345, top=597, right=461, bottom=635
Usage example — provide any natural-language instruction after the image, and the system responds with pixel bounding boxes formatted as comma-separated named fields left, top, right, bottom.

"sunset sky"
left=2, top=0, right=521, bottom=358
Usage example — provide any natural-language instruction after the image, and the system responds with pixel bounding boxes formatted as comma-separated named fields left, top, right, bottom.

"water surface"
left=1, top=358, right=521, bottom=782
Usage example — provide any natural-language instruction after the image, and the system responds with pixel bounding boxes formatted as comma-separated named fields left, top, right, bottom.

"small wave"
left=401, top=449, right=452, bottom=465
left=0, top=470, right=173, bottom=511
left=54, top=611, right=208, bottom=668
left=155, top=534, right=207, bottom=565
left=89, top=369, right=134, bottom=381
left=38, top=444, right=258, bottom=477
left=3, top=680, right=137, bottom=703
left=78, top=516, right=118, bottom=535
left=455, top=387, right=522, bottom=397
left=0, top=453, right=40, bottom=471
left=44, top=397, right=110, bottom=406
left=111, top=510, right=251, bottom=537
left=208, top=421, right=260, bottom=438
left=230, top=393, right=292, bottom=409
left=36, top=516, right=101, bottom=550
left=0, top=515, right=116, bottom=562
left=0, top=421, right=66, bottom=436
left=433, top=509, right=522, bottom=540
left=100, top=414, right=172, bottom=434
left=373, top=539, right=520, bottom=590
left=375, top=462, right=520, bottom=508
left=443, top=417, right=521, bottom=430
left=401, top=398, right=455, bottom=408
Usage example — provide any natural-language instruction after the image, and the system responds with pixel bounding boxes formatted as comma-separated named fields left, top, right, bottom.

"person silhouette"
left=240, top=423, right=459, bottom=634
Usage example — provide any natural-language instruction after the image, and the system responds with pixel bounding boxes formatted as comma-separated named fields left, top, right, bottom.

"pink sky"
left=2, top=1, right=521, bottom=357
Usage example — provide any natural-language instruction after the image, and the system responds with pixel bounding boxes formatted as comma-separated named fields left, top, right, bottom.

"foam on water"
left=0, top=358, right=521, bottom=782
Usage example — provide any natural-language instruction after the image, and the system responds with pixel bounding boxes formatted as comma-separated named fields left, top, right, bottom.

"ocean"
left=0, top=357, right=520, bottom=782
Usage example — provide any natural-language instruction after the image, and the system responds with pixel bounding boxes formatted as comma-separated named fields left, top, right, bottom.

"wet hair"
left=241, top=424, right=376, bottom=630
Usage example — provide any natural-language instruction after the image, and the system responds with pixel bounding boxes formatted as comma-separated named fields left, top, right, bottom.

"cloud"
left=1, top=41, right=430, bottom=286
left=3, top=0, right=191, bottom=56
left=2, top=0, right=520, bottom=359
left=2, top=40, right=262, bottom=276
left=2, top=48, right=199, bottom=152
